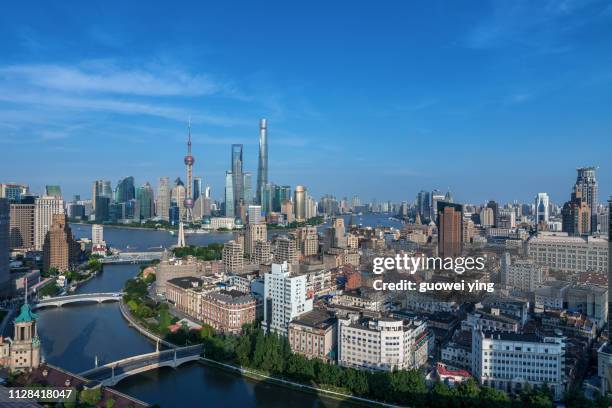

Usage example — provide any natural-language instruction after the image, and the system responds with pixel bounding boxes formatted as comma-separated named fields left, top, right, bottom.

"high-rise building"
left=260, top=183, right=273, bottom=215
left=256, top=119, right=268, bottom=205
left=92, top=180, right=112, bottom=213
left=263, top=262, right=313, bottom=335
left=0, top=183, right=29, bottom=202
left=486, top=200, right=499, bottom=228
left=274, top=236, right=299, bottom=264
left=243, top=172, right=253, bottom=206
left=575, top=167, right=598, bottom=233
left=231, top=144, right=244, bottom=218
left=171, top=178, right=186, bottom=220
left=9, top=196, right=35, bottom=250
left=114, top=177, right=135, bottom=203
left=136, top=182, right=154, bottom=220
left=254, top=240, right=271, bottom=265
left=437, top=202, right=463, bottom=259
left=183, top=122, right=196, bottom=222
left=224, top=171, right=235, bottom=218
left=247, top=205, right=262, bottom=225
left=94, top=196, right=110, bottom=223
left=608, top=198, right=612, bottom=339
left=294, top=185, right=306, bottom=222
left=34, top=196, right=64, bottom=251
left=535, top=193, right=550, bottom=226
left=479, top=207, right=494, bottom=227
left=222, top=240, right=244, bottom=273
left=45, top=185, right=62, bottom=198
left=430, top=190, right=445, bottom=223
left=0, top=199, right=10, bottom=288
left=193, top=176, right=202, bottom=202
left=92, top=224, right=104, bottom=245
left=245, top=223, right=267, bottom=259
left=156, top=177, right=171, bottom=221
left=562, top=185, right=591, bottom=236
left=42, top=213, right=80, bottom=272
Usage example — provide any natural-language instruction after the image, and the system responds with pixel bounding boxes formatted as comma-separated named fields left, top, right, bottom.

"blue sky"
left=1, top=0, right=611, bottom=205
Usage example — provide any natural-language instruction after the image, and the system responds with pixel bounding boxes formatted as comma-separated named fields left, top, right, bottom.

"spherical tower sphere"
left=183, top=198, right=194, bottom=208
left=184, top=155, right=195, bottom=166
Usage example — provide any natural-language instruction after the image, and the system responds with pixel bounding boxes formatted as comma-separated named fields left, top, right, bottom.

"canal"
left=35, top=215, right=401, bottom=406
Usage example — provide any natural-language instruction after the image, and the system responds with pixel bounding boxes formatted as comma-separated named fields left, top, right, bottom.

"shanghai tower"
left=256, top=119, right=268, bottom=205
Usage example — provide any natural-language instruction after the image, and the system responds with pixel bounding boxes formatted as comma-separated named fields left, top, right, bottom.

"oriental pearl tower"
left=183, top=120, right=195, bottom=222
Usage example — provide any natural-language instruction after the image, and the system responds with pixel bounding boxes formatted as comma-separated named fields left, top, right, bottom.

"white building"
left=501, top=255, right=547, bottom=293
left=338, top=314, right=429, bottom=371
left=247, top=205, right=263, bottom=224
left=527, top=232, right=608, bottom=274
left=34, top=196, right=64, bottom=251
left=263, top=262, right=313, bottom=335
left=91, top=224, right=104, bottom=245
left=472, top=329, right=566, bottom=400
left=208, top=217, right=237, bottom=230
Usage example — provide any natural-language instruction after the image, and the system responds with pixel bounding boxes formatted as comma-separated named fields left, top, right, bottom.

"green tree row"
left=172, top=243, right=224, bottom=260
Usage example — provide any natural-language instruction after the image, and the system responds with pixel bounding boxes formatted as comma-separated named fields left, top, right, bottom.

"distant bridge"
left=33, top=292, right=123, bottom=309
left=100, top=252, right=163, bottom=265
left=79, top=344, right=203, bottom=386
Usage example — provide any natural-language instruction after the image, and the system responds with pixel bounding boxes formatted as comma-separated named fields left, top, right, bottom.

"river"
left=34, top=214, right=401, bottom=407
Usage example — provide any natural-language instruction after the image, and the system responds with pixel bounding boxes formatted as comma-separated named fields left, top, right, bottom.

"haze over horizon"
left=1, top=0, right=611, bottom=204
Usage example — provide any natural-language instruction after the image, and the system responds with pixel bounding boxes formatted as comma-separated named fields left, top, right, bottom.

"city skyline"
left=1, top=1, right=612, bottom=202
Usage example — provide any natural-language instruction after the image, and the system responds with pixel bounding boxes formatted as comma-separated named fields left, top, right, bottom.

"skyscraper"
left=225, top=171, right=235, bottom=218
left=42, top=213, right=80, bottom=272
left=430, top=190, right=445, bottom=223
left=183, top=122, right=196, bottom=222
left=437, top=201, right=463, bottom=259
left=114, top=177, right=135, bottom=203
left=231, top=144, right=244, bottom=218
left=9, top=195, right=35, bottom=250
left=45, top=185, right=62, bottom=198
left=294, top=185, right=306, bottom=222
left=535, top=193, right=550, bottom=226
left=608, top=197, right=611, bottom=339
left=0, top=183, right=29, bottom=202
left=34, top=196, right=64, bottom=251
left=417, top=190, right=430, bottom=222
left=136, top=182, right=154, bottom=220
left=562, top=185, right=591, bottom=236
left=243, top=172, right=253, bottom=207
left=0, top=198, right=10, bottom=288
left=193, top=176, right=202, bottom=202
left=486, top=200, right=499, bottom=228
left=92, top=180, right=111, bottom=213
left=171, top=178, right=186, bottom=219
left=575, top=167, right=598, bottom=233
left=156, top=177, right=171, bottom=221
left=256, top=119, right=268, bottom=205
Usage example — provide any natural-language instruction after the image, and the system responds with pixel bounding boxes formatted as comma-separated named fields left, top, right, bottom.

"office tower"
left=0, top=183, right=29, bottom=202
left=169, top=201, right=180, bottom=226
left=445, top=190, right=454, bottom=203
left=274, top=236, right=299, bottom=264
left=351, top=195, right=361, bottom=211
left=193, top=176, right=202, bottom=202
left=231, top=144, right=244, bottom=218
left=281, top=200, right=294, bottom=223
left=294, top=185, right=306, bottom=222
left=92, top=180, right=112, bottom=212
left=247, top=205, right=262, bottom=224
left=296, top=227, right=318, bottom=257
left=430, top=190, right=445, bottom=223
left=486, top=200, right=499, bottom=227
left=306, top=195, right=317, bottom=220
left=204, top=186, right=211, bottom=199
left=479, top=207, right=494, bottom=227
left=224, top=171, right=235, bottom=218
left=45, top=185, right=62, bottom=198
left=66, top=202, right=84, bottom=220
left=171, top=178, right=186, bottom=218
left=608, top=196, right=612, bottom=339
left=0, top=199, right=9, bottom=287
left=34, top=196, right=64, bottom=251
left=256, top=118, right=268, bottom=205
left=260, top=183, right=273, bottom=214
left=243, top=172, right=253, bottom=206
left=43, top=213, right=80, bottom=272
left=263, top=262, right=313, bottom=335
left=94, top=196, right=110, bottom=223
left=575, top=167, right=598, bottom=233
left=535, top=193, right=550, bottom=226
left=92, top=224, right=104, bottom=245
left=437, top=201, right=463, bottom=259
left=222, top=240, right=244, bottom=273
left=136, top=182, right=154, bottom=220
left=183, top=122, right=196, bottom=222
left=114, top=177, right=135, bottom=203
left=417, top=190, right=430, bottom=222
left=9, top=195, right=35, bottom=250
left=561, top=185, right=591, bottom=235
left=156, top=177, right=171, bottom=221
left=245, top=223, right=267, bottom=259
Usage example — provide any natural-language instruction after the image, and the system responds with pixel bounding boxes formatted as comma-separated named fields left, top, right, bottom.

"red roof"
left=437, top=363, right=471, bottom=378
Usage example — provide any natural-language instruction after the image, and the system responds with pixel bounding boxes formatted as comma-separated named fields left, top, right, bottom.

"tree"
left=106, top=398, right=116, bottom=408
left=479, top=386, right=510, bottom=407
left=79, top=388, right=102, bottom=406
left=235, top=334, right=252, bottom=367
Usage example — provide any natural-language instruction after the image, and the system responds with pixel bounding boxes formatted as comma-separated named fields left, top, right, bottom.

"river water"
left=34, top=214, right=400, bottom=407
